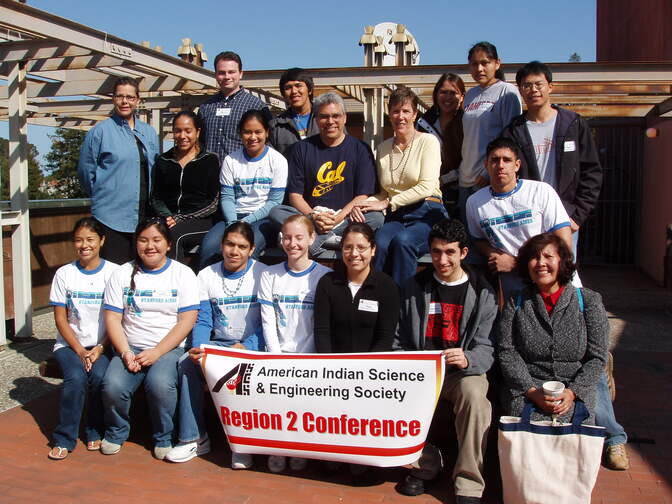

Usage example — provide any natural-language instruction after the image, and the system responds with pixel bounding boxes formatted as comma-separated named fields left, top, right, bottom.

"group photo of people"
left=46, top=40, right=627, bottom=504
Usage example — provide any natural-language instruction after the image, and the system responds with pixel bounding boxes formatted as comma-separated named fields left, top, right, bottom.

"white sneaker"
left=153, top=445, right=173, bottom=460
left=231, top=452, right=253, bottom=470
left=164, top=436, right=211, bottom=463
left=100, top=439, right=121, bottom=455
left=322, top=233, right=342, bottom=249
left=267, top=455, right=287, bottom=473
left=289, top=457, right=307, bottom=471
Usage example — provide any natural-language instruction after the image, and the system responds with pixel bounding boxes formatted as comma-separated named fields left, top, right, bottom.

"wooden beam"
left=0, top=74, right=211, bottom=99
left=0, top=53, right=126, bottom=76
left=0, top=38, right=91, bottom=61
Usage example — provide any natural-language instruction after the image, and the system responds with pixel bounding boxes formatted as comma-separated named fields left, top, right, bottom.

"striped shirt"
left=197, top=87, right=271, bottom=161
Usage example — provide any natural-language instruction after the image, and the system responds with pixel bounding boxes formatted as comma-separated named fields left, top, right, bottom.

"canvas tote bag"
left=498, top=401, right=605, bottom=504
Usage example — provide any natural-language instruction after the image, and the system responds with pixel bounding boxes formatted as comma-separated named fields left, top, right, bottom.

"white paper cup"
left=542, top=381, right=565, bottom=401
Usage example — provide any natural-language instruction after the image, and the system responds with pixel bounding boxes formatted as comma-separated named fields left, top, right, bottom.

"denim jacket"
left=77, top=115, right=159, bottom=232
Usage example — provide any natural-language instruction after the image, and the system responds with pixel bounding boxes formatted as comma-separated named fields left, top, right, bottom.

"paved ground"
left=1, top=265, right=671, bottom=503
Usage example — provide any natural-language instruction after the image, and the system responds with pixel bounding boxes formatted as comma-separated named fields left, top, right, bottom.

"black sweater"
left=314, top=268, right=400, bottom=353
left=151, top=147, right=220, bottom=221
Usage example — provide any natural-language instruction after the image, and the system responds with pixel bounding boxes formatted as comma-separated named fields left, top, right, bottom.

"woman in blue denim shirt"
left=165, top=221, right=266, bottom=468
left=77, top=77, right=159, bottom=264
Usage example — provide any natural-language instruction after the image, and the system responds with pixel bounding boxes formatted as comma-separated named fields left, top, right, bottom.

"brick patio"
left=2, top=266, right=672, bottom=503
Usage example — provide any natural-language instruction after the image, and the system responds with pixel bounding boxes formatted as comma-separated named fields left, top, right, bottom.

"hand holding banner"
left=202, top=346, right=445, bottom=467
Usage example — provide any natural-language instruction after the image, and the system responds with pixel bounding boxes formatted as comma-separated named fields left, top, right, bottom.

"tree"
left=569, top=52, right=582, bottom=62
left=0, top=137, right=45, bottom=200
left=43, top=127, right=86, bottom=198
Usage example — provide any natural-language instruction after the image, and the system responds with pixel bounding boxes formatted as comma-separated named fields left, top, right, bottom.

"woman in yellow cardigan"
left=352, top=87, right=448, bottom=286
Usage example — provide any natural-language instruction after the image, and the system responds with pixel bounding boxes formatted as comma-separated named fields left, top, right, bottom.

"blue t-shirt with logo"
left=286, top=135, right=378, bottom=210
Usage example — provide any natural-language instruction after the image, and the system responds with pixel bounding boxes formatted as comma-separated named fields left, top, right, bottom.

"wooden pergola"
left=1, top=0, right=672, bottom=344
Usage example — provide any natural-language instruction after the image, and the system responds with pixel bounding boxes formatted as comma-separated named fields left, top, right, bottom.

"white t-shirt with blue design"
left=196, top=259, right=265, bottom=346
left=258, top=261, right=331, bottom=353
left=220, top=145, right=288, bottom=215
left=103, top=258, right=199, bottom=350
left=466, top=179, right=571, bottom=258
left=50, top=259, right=119, bottom=351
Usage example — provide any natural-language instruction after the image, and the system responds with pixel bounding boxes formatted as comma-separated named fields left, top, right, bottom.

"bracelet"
left=121, top=350, right=133, bottom=360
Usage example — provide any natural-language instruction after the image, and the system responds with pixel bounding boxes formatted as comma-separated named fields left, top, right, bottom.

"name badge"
left=564, top=140, right=576, bottom=152
left=216, top=108, right=232, bottom=117
left=358, top=299, right=379, bottom=312
left=429, top=302, right=442, bottom=315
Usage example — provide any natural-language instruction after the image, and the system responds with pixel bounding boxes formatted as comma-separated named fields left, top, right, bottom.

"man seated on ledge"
left=269, top=92, right=383, bottom=256
left=394, top=219, right=497, bottom=504
left=466, top=137, right=573, bottom=303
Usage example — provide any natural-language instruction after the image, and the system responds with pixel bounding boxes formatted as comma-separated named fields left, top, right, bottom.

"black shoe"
left=397, top=475, right=425, bottom=496
left=455, top=496, right=481, bottom=504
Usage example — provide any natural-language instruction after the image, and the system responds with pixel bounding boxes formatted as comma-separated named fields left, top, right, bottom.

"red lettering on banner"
left=287, top=411, right=298, bottom=431
left=409, top=420, right=421, bottom=436
left=369, top=419, right=381, bottom=436
left=221, top=406, right=283, bottom=431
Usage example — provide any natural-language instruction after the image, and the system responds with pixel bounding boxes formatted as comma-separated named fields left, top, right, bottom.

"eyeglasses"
left=113, top=94, right=138, bottom=102
left=342, top=245, right=371, bottom=254
left=519, top=82, right=547, bottom=92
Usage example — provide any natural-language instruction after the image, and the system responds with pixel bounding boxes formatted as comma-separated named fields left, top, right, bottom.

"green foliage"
left=0, top=137, right=45, bottom=200
left=43, top=127, right=87, bottom=198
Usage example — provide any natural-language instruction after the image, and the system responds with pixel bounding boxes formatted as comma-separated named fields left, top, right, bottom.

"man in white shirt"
left=466, top=137, right=572, bottom=300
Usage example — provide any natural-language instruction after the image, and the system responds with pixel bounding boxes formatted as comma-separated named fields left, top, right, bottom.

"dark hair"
left=113, top=76, right=140, bottom=98
left=172, top=110, right=203, bottom=131
left=214, top=51, right=242, bottom=71
left=130, top=217, right=172, bottom=292
left=341, top=222, right=376, bottom=248
left=516, top=60, right=553, bottom=87
left=468, top=41, right=505, bottom=81
left=432, top=73, right=466, bottom=110
left=428, top=219, right=468, bottom=250
left=388, top=86, right=419, bottom=113
left=238, top=109, right=270, bottom=133
left=221, top=221, right=255, bottom=248
left=73, top=217, right=105, bottom=240
left=486, top=137, right=520, bottom=160
left=279, top=67, right=314, bottom=101
left=518, top=233, right=576, bottom=286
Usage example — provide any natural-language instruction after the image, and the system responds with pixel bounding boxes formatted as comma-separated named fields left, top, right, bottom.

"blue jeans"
left=177, top=336, right=262, bottom=443
left=102, top=346, right=184, bottom=447
left=52, top=346, right=110, bottom=450
left=269, top=204, right=384, bottom=257
left=595, top=371, right=627, bottom=446
left=198, top=217, right=277, bottom=270
left=374, top=200, right=448, bottom=286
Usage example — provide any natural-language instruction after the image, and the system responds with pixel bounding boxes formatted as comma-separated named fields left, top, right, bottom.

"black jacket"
left=269, top=109, right=320, bottom=159
left=314, top=267, right=400, bottom=353
left=416, top=106, right=463, bottom=177
left=150, top=148, right=220, bottom=221
left=502, top=105, right=602, bottom=226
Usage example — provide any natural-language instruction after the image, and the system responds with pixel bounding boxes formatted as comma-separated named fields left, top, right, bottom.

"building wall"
left=597, top=0, right=672, bottom=62
left=640, top=118, right=672, bottom=283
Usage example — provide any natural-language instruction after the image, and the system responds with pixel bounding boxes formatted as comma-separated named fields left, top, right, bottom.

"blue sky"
left=2, top=0, right=596, bottom=164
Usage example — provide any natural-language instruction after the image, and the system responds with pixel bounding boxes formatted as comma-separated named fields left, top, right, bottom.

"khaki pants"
left=411, top=373, right=491, bottom=498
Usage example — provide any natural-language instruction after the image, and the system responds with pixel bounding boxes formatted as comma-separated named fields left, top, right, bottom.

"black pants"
left=168, top=217, right=214, bottom=265
left=100, top=224, right=135, bottom=265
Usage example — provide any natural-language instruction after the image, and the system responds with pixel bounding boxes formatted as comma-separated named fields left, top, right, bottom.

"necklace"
left=220, top=263, right=246, bottom=297
left=390, top=132, right=416, bottom=187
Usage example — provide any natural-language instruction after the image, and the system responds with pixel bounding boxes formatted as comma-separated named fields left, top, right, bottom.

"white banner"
left=201, top=346, right=445, bottom=467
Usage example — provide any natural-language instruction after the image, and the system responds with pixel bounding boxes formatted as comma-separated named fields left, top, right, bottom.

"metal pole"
left=150, top=108, right=162, bottom=153
left=7, top=60, right=32, bottom=340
